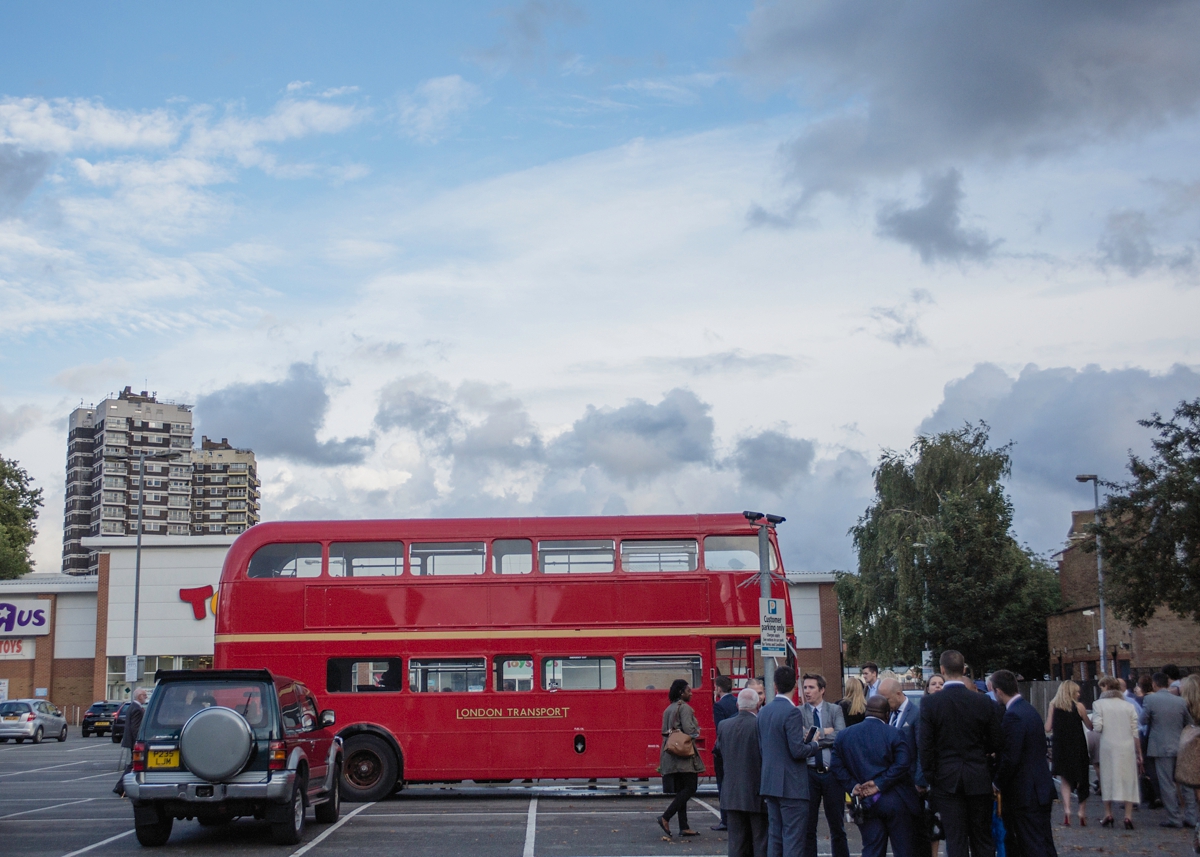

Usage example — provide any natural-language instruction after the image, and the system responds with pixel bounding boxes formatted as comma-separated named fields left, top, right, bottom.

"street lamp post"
left=1076, top=474, right=1107, bottom=676
left=120, top=448, right=184, bottom=681
left=744, top=511, right=785, bottom=702
left=912, top=543, right=931, bottom=677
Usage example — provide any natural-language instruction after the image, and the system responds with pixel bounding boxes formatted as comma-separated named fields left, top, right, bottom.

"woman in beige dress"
left=1177, top=676, right=1200, bottom=853
left=1091, top=676, right=1142, bottom=828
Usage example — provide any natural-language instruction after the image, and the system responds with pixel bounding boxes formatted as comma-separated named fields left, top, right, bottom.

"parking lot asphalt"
left=2, top=731, right=1199, bottom=856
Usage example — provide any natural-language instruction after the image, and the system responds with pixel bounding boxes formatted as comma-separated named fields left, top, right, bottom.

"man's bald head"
left=878, top=677, right=905, bottom=711
left=865, top=695, right=891, bottom=721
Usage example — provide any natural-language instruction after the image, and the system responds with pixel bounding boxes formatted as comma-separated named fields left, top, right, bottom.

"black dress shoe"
left=710, top=824, right=727, bottom=831
left=1185, top=821, right=1196, bottom=829
left=1160, top=821, right=1182, bottom=828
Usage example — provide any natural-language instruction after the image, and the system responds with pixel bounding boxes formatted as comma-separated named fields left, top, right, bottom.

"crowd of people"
left=656, top=652, right=1200, bottom=857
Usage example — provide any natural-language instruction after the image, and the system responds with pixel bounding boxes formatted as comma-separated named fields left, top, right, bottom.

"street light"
left=111, top=448, right=186, bottom=682
left=912, top=543, right=931, bottom=676
left=1076, top=474, right=1108, bottom=675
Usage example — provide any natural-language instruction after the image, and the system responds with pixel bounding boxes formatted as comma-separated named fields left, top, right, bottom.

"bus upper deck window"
left=493, top=539, right=532, bottom=574
left=539, top=540, right=614, bottom=574
left=621, top=539, right=697, bottom=572
left=703, top=536, right=779, bottom=572
left=329, top=542, right=404, bottom=577
left=247, top=543, right=323, bottom=578
left=409, top=542, right=486, bottom=576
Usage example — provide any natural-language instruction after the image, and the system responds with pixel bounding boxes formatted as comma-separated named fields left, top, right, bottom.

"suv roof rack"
left=154, top=668, right=277, bottom=683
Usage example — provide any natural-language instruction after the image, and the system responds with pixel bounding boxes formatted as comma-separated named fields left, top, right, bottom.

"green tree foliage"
left=0, top=455, right=44, bottom=579
left=837, top=424, right=1059, bottom=678
left=1096, top=398, right=1200, bottom=626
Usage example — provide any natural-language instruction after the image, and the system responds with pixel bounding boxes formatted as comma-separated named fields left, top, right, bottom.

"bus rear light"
left=132, top=742, right=147, bottom=772
left=268, top=740, right=287, bottom=771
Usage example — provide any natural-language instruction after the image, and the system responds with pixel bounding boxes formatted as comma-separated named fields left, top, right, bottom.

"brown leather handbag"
left=665, top=702, right=695, bottom=758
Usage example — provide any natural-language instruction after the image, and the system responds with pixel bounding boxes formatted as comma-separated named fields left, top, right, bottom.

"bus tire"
left=341, top=735, right=397, bottom=802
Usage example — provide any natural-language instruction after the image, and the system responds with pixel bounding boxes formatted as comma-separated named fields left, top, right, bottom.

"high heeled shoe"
left=1101, top=816, right=1114, bottom=827
left=1079, top=815, right=1087, bottom=827
left=1124, top=818, right=1134, bottom=830
left=1063, top=814, right=1071, bottom=826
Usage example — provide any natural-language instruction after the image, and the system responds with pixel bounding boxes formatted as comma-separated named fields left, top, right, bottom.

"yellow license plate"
left=2, top=716, right=16, bottom=721
left=95, top=721, right=110, bottom=726
left=147, top=749, right=180, bottom=769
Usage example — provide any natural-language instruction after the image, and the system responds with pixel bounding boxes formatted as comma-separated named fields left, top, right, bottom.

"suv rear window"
left=143, top=681, right=275, bottom=740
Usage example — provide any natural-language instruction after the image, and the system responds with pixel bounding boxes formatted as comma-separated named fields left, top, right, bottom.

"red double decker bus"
left=213, top=513, right=792, bottom=800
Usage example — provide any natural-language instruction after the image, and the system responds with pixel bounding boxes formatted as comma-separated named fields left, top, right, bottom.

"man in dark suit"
left=717, top=688, right=770, bottom=857
left=713, top=675, right=739, bottom=830
left=830, top=695, right=921, bottom=857
left=880, top=677, right=928, bottom=856
left=991, top=669, right=1056, bottom=857
left=918, top=650, right=1003, bottom=857
left=757, top=666, right=821, bottom=857
left=1141, top=671, right=1199, bottom=827
left=799, top=673, right=849, bottom=857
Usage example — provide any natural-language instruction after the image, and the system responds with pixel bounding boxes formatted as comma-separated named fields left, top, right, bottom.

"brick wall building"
left=787, top=572, right=844, bottom=700
left=0, top=573, right=97, bottom=717
left=1047, top=510, right=1200, bottom=680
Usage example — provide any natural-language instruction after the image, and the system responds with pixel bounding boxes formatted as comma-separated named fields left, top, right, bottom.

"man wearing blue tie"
left=758, top=666, right=821, bottom=857
left=800, top=673, right=849, bottom=857
left=831, top=695, right=922, bottom=857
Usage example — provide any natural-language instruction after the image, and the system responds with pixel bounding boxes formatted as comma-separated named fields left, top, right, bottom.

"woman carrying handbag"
left=658, top=679, right=706, bottom=838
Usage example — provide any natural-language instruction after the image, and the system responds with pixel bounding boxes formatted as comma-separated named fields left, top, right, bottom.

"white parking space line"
left=523, top=797, right=538, bottom=857
left=58, top=828, right=135, bottom=857
left=0, top=798, right=93, bottom=820
left=69, top=744, right=121, bottom=752
left=60, top=772, right=119, bottom=783
left=0, top=760, right=90, bottom=777
left=692, top=797, right=721, bottom=819
left=287, top=801, right=375, bottom=857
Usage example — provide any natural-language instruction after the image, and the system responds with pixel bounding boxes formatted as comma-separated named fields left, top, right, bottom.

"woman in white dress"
left=1091, top=676, right=1142, bottom=829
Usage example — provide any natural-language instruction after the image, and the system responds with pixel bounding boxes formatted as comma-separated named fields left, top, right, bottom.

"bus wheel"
left=341, top=735, right=397, bottom=803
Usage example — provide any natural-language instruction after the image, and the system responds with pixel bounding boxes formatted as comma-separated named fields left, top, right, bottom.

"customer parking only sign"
left=759, top=598, right=787, bottom=658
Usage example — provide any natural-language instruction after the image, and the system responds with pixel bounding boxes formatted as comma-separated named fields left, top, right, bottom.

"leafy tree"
left=1096, top=398, right=1200, bottom=626
left=0, top=455, right=44, bottom=579
left=837, top=423, right=1059, bottom=678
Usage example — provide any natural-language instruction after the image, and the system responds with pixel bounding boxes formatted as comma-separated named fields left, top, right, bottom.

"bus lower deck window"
left=409, top=658, right=487, bottom=692
left=623, top=655, right=703, bottom=690
left=542, top=657, right=617, bottom=690
left=703, top=536, right=779, bottom=572
left=621, top=539, right=697, bottom=572
left=327, top=658, right=403, bottom=693
left=494, top=656, right=534, bottom=691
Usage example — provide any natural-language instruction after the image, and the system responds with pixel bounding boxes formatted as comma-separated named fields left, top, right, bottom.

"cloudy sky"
left=2, top=2, right=1198, bottom=574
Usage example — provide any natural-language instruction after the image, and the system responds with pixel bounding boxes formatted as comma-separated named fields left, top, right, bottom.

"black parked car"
left=111, top=702, right=132, bottom=744
left=82, top=702, right=121, bottom=738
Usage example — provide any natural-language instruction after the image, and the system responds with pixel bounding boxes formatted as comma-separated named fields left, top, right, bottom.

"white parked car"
left=0, top=699, right=68, bottom=743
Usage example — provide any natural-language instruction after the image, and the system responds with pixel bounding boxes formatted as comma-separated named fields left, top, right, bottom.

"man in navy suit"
left=757, top=666, right=821, bottom=857
left=919, top=650, right=1003, bottom=857
left=830, top=695, right=921, bottom=857
left=991, top=670, right=1057, bottom=857
left=713, top=675, right=740, bottom=830
left=881, top=677, right=928, bottom=856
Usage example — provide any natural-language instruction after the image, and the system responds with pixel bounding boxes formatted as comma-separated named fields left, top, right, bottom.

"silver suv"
left=0, top=699, right=68, bottom=743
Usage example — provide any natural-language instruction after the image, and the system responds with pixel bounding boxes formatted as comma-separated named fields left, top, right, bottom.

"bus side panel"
left=618, top=579, right=710, bottom=625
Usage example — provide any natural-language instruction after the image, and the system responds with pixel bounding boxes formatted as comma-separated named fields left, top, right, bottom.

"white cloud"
left=0, top=401, right=41, bottom=443
left=51, top=358, right=134, bottom=393
left=397, top=76, right=484, bottom=144
left=0, top=96, right=181, bottom=152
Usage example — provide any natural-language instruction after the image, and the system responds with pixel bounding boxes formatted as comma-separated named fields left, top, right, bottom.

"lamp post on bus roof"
left=744, top=511, right=786, bottom=702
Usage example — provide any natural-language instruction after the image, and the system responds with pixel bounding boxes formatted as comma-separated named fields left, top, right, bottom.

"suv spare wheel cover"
left=180, top=707, right=254, bottom=782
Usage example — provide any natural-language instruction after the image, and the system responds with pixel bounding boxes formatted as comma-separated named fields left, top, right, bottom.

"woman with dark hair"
left=658, top=679, right=705, bottom=838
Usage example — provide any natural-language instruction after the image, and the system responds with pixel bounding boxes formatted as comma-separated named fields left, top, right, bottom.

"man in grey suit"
left=717, top=688, right=770, bottom=857
left=758, top=666, right=821, bottom=857
left=800, top=673, right=849, bottom=857
left=1141, top=671, right=1199, bottom=828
